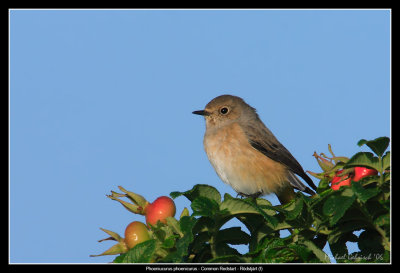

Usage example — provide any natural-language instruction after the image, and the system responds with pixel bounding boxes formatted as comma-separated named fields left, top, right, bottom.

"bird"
left=192, top=94, right=317, bottom=204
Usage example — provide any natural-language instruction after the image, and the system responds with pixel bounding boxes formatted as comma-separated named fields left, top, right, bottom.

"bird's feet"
left=236, top=190, right=263, bottom=199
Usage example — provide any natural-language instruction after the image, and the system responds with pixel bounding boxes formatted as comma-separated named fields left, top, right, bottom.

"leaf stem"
left=378, top=156, right=384, bottom=186
left=209, top=229, right=218, bottom=259
left=308, top=227, right=331, bottom=235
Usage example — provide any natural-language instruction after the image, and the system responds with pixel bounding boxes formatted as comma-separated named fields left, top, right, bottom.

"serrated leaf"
left=262, top=237, right=301, bottom=263
left=345, top=152, right=380, bottom=171
left=122, top=239, right=156, bottom=263
left=179, top=216, right=197, bottom=236
left=284, top=197, right=303, bottom=220
left=161, top=229, right=194, bottom=263
left=322, top=189, right=356, bottom=225
left=112, top=254, right=126, bottom=263
left=288, top=244, right=313, bottom=261
left=162, top=235, right=177, bottom=249
left=191, top=196, right=220, bottom=217
left=358, top=175, right=380, bottom=186
left=165, top=217, right=183, bottom=237
left=220, top=197, right=278, bottom=228
left=170, top=184, right=221, bottom=204
left=351, top=181, right=380, bottom=203
left=255, top=198, right=277, bottom=216
left=357, top=137, right=390, bottom=157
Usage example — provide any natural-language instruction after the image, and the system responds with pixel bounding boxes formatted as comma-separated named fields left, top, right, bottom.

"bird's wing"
left=241, top=121, right=317, bottom=192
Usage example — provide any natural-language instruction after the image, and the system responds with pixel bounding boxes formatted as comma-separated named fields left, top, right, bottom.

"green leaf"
left=358, top=175, right=380, bottom=187
left=170, top=184, right=221, bottom=204
left=382, top=151, right=390, bottom=171
left=357, top=137, right=390, bottom=157
left=357, top=229, right=385, bottom=256
left=299, top=239, right=330, bottom=263
left=162, top=231, right=194, bottom=262
left=327, top=220, right=368, bottom=245
left=192, top=217, right=215, bottom=234
left=254, top=198, right=277, bottom=216
left=351, top=181, right=380, bottom=203
left=261, top=237, right=299, bottom=263
left=288, top=244, right=313, bottom=262
left=179, top=216, right=197, bottom=236
left=122, top=239, right=156, bottom=263
left=112, top=254, right=126, bottom=263
left=322, top=188, right=356, bottom=225
left=215, top=242, right=241, bottom=257
left=316, top=178, right=331, bottom=193
left=160, top=217, right=197, bottom=262
left=220, top=197, right=278, bottom=228
left=216, top=227, right=251, bottom=245
left=284, top=197, right=304, bottom=220
left=345, top=152, right=380, bottom=171
left=190, top=231, right=211, bottom=256
left=374, top=213, right=390, bottom=227
left=246, top=220, right=276, bottom=251
left=191, top=196, right=220, bottom=217
left=165, top=217, right=183, bottom=237
left=162, top=235, right=177, bottom=249
left=328, top=236, right=351, bottom=262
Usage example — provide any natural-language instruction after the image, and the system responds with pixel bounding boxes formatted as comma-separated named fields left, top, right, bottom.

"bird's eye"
left=220, top=107, right=229, bottom=115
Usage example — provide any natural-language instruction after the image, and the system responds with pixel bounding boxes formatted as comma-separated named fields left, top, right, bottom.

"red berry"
left=331, top=170, right=352, bottom=191
left=353, top=167, right=378, bottom=182
left=145, top=196, right=176, bottom=227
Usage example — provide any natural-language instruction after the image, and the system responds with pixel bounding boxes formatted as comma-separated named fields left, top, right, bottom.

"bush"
left=92, top=137, right=390, bottom=263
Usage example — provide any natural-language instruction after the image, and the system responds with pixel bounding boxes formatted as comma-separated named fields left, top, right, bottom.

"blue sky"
left=10, top=9, right=390, bottom=263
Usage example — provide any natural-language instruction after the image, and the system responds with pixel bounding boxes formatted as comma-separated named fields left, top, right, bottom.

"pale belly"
left=204, top=123, right=289, bottom=196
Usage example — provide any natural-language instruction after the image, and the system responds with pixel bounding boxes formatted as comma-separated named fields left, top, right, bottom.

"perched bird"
left=193, top=95, right=317, bottom=204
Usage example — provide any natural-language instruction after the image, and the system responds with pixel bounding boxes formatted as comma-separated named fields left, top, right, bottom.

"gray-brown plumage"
left=193, top=94, right=317, bottom=204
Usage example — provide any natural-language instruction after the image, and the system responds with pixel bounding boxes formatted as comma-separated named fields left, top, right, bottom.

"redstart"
left=193, top=95, right=317, bottom=204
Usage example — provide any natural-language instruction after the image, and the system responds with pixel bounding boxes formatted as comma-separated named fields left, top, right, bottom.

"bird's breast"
left=203, top=123, right=288, bottom=195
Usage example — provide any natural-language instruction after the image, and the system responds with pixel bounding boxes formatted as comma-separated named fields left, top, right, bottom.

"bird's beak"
left=192, top=110, right=210, bottom=116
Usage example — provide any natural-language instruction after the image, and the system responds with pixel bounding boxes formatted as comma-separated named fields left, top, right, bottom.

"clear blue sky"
left=10, top=9, right=390, bottom=263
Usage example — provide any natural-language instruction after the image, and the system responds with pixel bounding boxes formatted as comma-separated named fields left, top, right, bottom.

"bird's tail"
left=287, top=171, right=316, bottom=195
